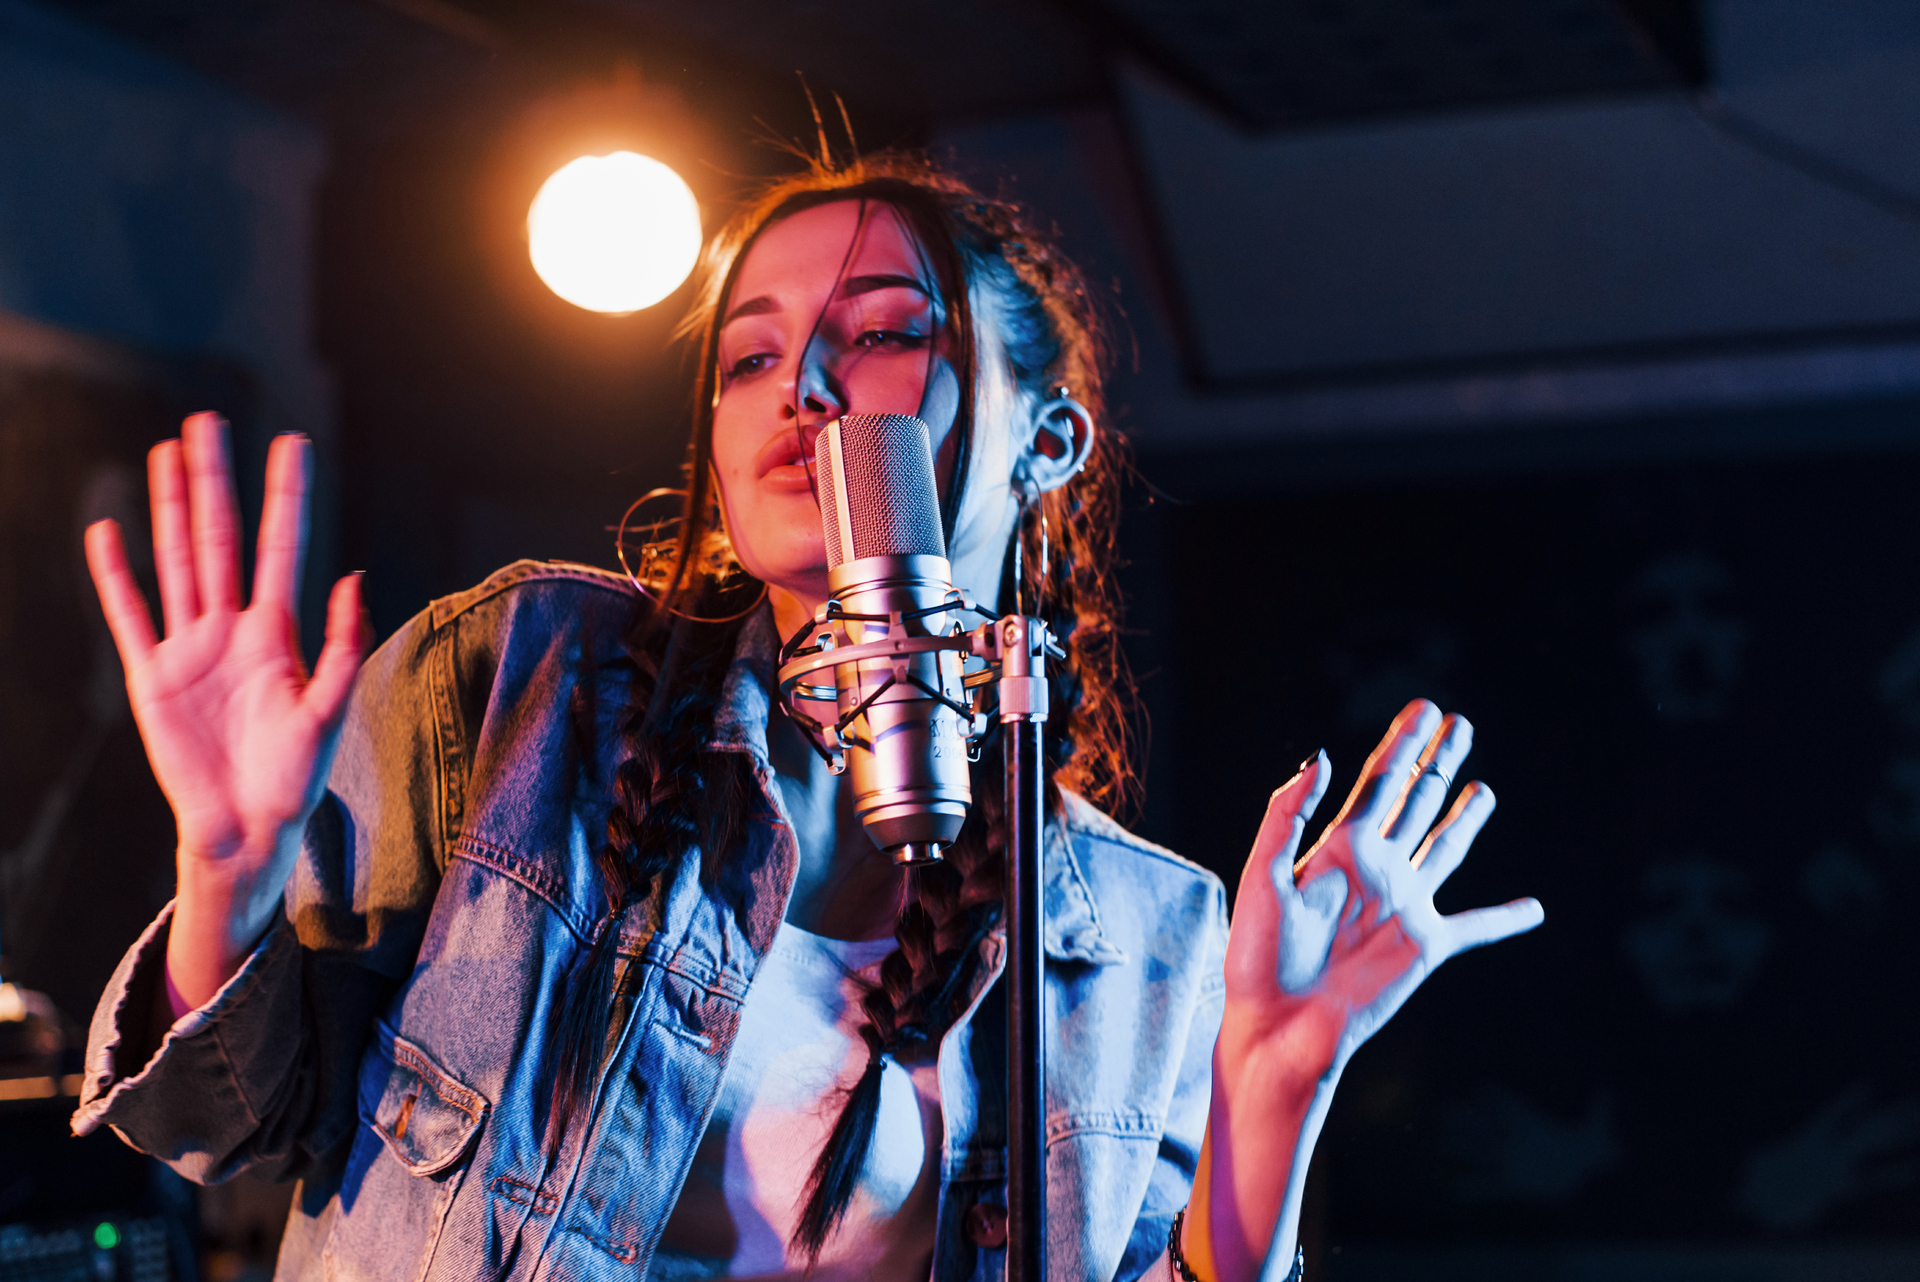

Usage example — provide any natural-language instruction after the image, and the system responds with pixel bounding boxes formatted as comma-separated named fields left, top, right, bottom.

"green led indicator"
left=93, top=1223, right=120, bottom=1251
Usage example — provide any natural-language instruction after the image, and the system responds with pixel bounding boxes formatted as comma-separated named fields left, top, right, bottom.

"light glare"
left=529, top=151, right=700, bottom=313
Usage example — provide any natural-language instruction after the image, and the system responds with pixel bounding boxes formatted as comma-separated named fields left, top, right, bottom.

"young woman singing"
left=76, top=151, right=1542, bottom=1282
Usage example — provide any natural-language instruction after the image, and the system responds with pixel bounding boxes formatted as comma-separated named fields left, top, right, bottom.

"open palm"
left=83, top=413, right=366, bottom=1001
left=1195, top=699, right=1544, bottom=1282
left=1228, top=700, right=1543, bottom=1068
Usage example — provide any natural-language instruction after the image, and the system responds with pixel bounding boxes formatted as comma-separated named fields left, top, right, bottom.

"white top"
left=648, top=922, right=945, bottom=1280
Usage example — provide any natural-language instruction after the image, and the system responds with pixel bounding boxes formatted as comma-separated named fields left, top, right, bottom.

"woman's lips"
left=762, top=460, right=814, bottom=490
left=754, top=428, right=819, bottom=491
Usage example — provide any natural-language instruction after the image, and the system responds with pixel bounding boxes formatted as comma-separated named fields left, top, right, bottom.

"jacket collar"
left=1043, top=800, right=1128, bottom=966
left=704, top=605, right=779, bottom=759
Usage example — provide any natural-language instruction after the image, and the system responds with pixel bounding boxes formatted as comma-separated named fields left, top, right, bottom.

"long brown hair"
left=555, top=148, right=1136, bottom=1262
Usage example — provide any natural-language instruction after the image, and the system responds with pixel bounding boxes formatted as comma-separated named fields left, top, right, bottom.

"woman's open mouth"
left=755, top=429, right=819, bottom=491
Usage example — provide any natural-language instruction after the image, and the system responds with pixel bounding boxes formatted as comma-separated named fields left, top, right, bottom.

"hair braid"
left=549, top=602, right=754, bottom=1130
left=794, top=841, right=1000, bottom=1256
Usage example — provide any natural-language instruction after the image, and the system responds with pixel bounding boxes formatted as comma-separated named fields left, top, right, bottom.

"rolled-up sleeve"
left=71, top=604, right=456, bottom=1185
left=73, top=904, right=320, bottom=1181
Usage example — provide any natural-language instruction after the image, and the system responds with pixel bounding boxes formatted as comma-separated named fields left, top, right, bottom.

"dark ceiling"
left=1090, top=0, right=1703, bottom=127
left=45, top=0, right=1705, bottom=135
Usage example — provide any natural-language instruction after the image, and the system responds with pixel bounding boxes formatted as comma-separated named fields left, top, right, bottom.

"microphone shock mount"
left=775, top=589, right=1063, bottom=866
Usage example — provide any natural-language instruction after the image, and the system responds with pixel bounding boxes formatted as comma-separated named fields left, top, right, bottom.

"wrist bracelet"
left=1167, top=1209, right=1305, bottom=1282
left=1167, top=1209, right=1201, bottom=1282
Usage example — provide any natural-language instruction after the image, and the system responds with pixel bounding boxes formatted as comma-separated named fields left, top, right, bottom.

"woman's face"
left=709, top=199, right=1025, bottom=625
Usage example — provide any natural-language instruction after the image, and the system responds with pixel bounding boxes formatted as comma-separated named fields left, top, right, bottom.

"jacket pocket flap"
left=359, top=1023, right=490, bottom=1177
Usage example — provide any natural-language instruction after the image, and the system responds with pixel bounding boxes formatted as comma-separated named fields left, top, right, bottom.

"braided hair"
left=551, top=149, right=1137, bottom=1262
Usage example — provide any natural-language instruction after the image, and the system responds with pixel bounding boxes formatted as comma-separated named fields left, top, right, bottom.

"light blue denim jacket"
left=73, top=561, right=1228, bottom=1282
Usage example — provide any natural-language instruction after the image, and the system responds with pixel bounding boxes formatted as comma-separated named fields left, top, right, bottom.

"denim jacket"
left=73, top=561, right=1228, bottom=1282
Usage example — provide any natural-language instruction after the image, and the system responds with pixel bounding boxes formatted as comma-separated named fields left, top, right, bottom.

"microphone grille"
left=816, top=413, right=946, bottom=567
left=816, top=431, right=845, bottom=568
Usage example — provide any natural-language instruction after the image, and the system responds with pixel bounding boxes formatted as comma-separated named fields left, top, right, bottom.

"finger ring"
left=1413, top=759, right=1453, bottom=789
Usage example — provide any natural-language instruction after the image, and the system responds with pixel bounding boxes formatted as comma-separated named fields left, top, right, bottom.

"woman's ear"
left=1016, top=393, right=1096, bottom=495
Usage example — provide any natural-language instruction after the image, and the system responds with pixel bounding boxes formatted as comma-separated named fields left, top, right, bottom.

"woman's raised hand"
left=83, top=413, right=369, bottom=1011
left=1233, top=700, right=1543, bottom=1064
left=1188, top=699, right=1544, bottom=1282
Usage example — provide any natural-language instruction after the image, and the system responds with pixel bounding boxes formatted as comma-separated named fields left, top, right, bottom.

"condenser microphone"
left=813, top=413, right=972, bottom=864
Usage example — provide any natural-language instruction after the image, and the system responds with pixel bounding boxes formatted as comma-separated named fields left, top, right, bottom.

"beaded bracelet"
left=1167, top=1209, right=1305, bottom=1282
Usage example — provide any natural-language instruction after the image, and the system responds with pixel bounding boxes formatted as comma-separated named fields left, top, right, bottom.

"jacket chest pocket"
left=323, top=1023, right=491, bottom=1282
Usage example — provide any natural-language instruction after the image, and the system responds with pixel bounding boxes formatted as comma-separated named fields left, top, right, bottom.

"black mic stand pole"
left=996, top=614, right=1049, bottom=1282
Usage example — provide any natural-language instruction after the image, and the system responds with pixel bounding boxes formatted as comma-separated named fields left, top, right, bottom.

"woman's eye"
left=855, top=329, right=929, bottom=351
left=727, top=352, right=775, bottom=379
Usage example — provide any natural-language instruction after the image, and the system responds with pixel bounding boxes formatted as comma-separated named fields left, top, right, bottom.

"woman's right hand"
left=84, top=413, right=369, bottom=1013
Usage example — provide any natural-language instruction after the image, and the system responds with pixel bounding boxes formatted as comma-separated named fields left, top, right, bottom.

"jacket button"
left=964, top=1203, right=1008, bottom=1248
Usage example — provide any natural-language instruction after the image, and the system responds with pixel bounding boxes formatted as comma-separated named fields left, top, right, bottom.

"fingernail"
left=1294, top=751, right=1322, bottom=778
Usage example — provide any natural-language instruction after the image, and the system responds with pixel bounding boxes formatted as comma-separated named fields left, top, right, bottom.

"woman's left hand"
left=1185, top=699, right=1544, bottom=1282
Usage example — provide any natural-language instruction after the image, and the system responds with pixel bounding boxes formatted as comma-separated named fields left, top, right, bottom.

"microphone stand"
left=993, top=613, right=1050, bottom=1282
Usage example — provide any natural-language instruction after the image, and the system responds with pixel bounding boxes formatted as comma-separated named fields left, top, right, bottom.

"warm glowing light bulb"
left=529, top=151, right=701, bottom=313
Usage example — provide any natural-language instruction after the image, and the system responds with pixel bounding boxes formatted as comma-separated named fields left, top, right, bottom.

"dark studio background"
left=3, top=2, right=1919, bottom=1279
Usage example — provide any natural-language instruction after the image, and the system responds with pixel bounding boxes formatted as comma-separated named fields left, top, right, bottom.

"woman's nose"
left=782, top=340, right=847, bottom=422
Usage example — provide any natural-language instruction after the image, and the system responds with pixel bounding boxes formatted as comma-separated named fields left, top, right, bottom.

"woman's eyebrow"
left=722, top=274, right=929, bottom=329
left=843, top=273, right=931, bottom=299
left=721, top=294, right=780, bottom=326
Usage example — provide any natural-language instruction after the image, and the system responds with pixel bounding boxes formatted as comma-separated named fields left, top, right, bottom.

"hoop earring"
left=615, top=488, right=769, bottom=625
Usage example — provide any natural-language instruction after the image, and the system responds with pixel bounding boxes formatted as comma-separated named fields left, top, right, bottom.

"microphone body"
left=814, top=414, right=972, bottom=863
